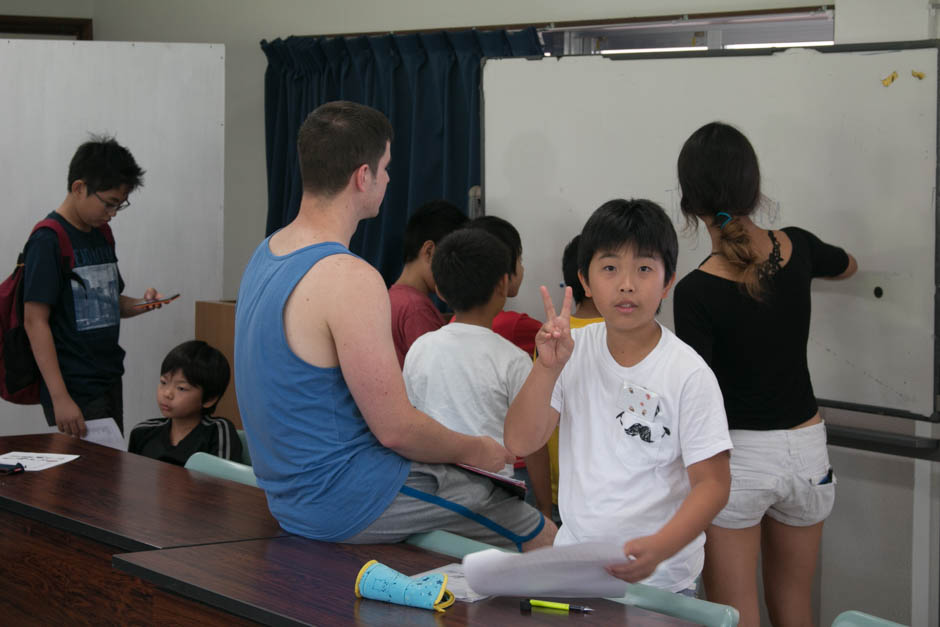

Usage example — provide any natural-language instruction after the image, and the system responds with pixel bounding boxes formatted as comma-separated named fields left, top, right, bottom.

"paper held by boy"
left=463, top=541, right=630, bottom=598
left=47, top=417, right=125, bottom=451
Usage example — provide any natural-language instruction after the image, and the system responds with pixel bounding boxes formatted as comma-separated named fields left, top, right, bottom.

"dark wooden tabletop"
left=114, top=535, right=700, bottom=626
left=0, top=433, right=285, bottom=551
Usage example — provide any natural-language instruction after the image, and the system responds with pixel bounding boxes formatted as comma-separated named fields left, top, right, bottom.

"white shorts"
left=712, top=421, right=835, bottom=529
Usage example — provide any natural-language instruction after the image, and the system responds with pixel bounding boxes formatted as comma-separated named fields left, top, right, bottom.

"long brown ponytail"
left=677, top=122, right=766, bottom=300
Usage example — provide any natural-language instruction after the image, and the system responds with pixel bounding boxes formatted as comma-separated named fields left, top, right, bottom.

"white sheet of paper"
left=413, top=563, right=490, bottom=603
left=48, top=417, right=125, bottom=450
left=463, top=541, right=630, bottom=598
left=82, top=418, right=125, bottom=450
left=0, top=451, right=79, bottom=471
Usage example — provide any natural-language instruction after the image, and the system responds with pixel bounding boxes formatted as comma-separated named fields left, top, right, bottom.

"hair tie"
left=715, top=212, right=733, bottom=229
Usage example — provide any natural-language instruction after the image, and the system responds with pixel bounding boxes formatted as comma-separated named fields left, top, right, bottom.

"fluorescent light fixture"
left=724, top=41, right=834, bottom=50
left=601, top=46, right=707, bottom=54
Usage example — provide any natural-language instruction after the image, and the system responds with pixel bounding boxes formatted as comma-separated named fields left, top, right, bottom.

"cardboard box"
left=194, top=300, right=241, bottom=429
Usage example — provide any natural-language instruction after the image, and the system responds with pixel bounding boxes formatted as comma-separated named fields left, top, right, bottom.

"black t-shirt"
left=673, top=226, right=849, bottom=430
left=22, top=212, right=125, bottom=406
left=128, top=416, right=243, bottom=467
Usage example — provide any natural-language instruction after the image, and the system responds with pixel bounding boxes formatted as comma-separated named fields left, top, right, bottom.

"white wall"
left=1, top=0, right=937, bottom=624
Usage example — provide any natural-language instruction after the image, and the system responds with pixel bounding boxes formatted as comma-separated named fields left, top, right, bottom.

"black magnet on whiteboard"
left=874, top=287, right=883, bottom=298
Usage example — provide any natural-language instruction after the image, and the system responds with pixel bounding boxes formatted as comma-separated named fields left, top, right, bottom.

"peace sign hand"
left=535, top=285, right=574, bottom=371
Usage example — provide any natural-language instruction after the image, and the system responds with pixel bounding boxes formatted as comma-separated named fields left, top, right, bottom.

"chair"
left=236, top=429, right=251, bottom=465
left=608, top=583, right=739, bottom=627
left=185, top=452, right=258, bottom=487
left=831, top=610, right=907, bottom=627
left=404, top=530, right=512, bottom=559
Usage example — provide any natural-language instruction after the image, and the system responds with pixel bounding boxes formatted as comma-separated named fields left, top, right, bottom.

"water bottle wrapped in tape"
left=354, top=560, right=455, bottom=612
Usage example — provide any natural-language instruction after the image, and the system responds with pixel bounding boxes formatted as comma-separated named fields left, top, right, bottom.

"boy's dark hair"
left=562, top=235, right=586, bottom=306
left=160, top=340, right=230, bottom=415
left=67, top=135, right=144, bottom=195
left=297, top=100, right=394, bottom=196
left=578, top=199, right=678, bottom=285
left=467, top=215, right=522, bottom=276
left=401, top=200, right=468, bottom=263
left=432, top=229, right=511, bottom=312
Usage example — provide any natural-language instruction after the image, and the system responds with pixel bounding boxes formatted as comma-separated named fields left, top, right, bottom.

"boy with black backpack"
left=19, top=136, right=167, bottom=436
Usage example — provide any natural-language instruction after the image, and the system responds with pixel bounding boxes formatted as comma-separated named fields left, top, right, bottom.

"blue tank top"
left=234, top=238, right=410, bottom=541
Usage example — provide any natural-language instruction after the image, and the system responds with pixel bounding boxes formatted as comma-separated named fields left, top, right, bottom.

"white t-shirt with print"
left=404, top=322, right=532, bottom=477
left=551, top=322, right=731, bottom=592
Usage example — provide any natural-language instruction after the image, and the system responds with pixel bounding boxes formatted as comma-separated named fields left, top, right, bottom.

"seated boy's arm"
left=606, top=451, right=730, bottom=583
left=23, top=301, right=87, bottom=438
left=524, top=444, right=554, bottom=517
left=300, top=256, right=512, bottom=472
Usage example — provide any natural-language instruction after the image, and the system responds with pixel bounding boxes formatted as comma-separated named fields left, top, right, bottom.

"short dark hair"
left=401, top=200, right=468, bottom=263
left=67, top=135, right=144, bottom=195
left=432, top=229, right=511, bottom=312
left=579, top=199, right=678, bottom=285
left=297, top=101, right=394, bottom=196
left=562, top=235, right=586, bottom=306
left=160, top=340, right=230, bottom=415
left=467, top=215, right=522, bottom=276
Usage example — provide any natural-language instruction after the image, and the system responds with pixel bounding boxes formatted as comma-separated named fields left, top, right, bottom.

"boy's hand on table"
left=605, top=534, right=669, bottom=583
left=54, top=396, right=87, bottom=438
left=535, top=286, right=574, bottom=370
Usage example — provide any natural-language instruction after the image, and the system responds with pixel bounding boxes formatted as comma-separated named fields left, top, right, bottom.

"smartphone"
left=133, top=293, right=180, bottom=308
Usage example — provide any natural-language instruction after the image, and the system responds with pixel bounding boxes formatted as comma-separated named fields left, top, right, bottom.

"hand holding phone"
left=133, top=293, right=180, bottom=309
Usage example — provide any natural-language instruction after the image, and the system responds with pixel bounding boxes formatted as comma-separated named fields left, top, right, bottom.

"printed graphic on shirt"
left=71, top=262, right=120, bottom=331
left=616, top=381, right=670, bottom=443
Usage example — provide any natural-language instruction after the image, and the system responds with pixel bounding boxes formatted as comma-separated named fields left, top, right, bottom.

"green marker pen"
left=520, top=599, right=594, bottom=613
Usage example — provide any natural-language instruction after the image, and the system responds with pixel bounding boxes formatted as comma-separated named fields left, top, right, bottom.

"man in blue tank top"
left=235, top=101, right=555, bottom=550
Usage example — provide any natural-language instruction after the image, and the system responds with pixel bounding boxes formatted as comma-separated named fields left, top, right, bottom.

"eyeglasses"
left=94, top=191, right=131, bottom=213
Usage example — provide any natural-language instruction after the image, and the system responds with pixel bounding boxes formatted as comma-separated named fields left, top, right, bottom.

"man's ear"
left=578, top=269, right=592, bottom=299
left=70, top=179, right=86, bottom=196
left=202, top=395, right=220, bottom=410
left=353, top=163, right=371, bottom=191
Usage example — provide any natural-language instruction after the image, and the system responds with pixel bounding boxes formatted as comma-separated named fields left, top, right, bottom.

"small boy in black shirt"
left=129, top=340, right=242, bottom=466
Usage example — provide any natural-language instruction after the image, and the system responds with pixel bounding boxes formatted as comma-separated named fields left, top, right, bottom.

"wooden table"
left=0, top=433, right=285, bottom=624
left=115, top=535, right=700, bottom=626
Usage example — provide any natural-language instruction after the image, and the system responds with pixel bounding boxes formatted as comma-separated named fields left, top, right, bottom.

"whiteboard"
left=0, top=40, right=225, bottom=436
left=483, top=44, right=938, bottom=419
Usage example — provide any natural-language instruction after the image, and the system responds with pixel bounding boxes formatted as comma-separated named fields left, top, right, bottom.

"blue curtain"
left=260, top=28, right=543, bottom=284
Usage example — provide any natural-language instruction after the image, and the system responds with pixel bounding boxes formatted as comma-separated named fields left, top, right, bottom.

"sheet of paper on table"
left=413, top=563, right=490, bottom=603
left=0, top=451, right=79, bottom=471
left=463, top=541, right=630, bottom=598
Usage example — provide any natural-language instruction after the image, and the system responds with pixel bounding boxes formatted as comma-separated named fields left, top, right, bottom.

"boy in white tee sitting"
left=505, top=199, right=731, bottom=595
left=403, top=228, right=532, bottom=478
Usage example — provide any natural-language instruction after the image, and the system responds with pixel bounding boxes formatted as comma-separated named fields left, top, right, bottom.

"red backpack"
left=0, top=218, right=113, bottom=404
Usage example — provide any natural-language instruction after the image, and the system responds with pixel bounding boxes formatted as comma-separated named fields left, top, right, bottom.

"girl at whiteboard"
left=672, top=122, right=857, bottom=627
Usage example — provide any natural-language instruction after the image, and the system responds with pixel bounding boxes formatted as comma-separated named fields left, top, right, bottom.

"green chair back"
left=237, top=429, right=251, bottom=465
left=832, top=610, right=907, bottom=627
left=185, top=451, right=258, bottom=487
left=609, top=583, right=739, bottom=627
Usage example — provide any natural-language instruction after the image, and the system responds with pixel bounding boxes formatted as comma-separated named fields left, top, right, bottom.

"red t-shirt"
left=389, top=284, right=445, bottom=367
left=491, top=310, right=542, bottom=357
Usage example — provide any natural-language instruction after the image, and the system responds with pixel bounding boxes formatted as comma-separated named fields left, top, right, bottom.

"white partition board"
left=483, top=45, right=938, bottom=419
left=0, top=40, right=224, bottom=436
